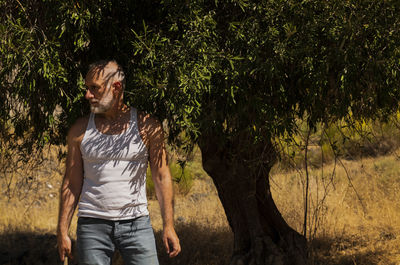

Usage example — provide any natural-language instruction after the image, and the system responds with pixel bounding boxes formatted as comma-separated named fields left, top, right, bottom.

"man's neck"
left=96, top=102, right=129, bottom=121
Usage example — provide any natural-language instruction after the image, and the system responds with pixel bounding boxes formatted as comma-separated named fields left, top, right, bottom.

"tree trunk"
left=199, top=135, right=308, bottom=265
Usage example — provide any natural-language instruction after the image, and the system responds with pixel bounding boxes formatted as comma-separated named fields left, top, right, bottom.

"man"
left=57, top=60, right=181, bottom=265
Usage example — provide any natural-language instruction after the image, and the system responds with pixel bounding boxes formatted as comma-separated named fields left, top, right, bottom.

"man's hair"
left=87, top=59, right=126, bottom=90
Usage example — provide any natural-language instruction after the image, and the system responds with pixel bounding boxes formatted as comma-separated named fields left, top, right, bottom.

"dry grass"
left=271, top=154, right=400, bottom=265
left=2, top=147, right=400, bottom=264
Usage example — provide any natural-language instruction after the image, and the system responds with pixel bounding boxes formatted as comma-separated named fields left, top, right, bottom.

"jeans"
left=76, top=215, right=159, bottom=265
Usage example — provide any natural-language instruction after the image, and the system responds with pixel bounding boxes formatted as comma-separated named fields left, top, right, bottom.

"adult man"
left=57, top=60, right=180, bottom=265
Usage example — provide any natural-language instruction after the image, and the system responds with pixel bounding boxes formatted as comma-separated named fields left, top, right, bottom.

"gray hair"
left=87, top=60, right=126, bottom=90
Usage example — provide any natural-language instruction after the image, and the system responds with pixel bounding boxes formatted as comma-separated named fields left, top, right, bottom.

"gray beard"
left=90, top=93, right=115, bottom=113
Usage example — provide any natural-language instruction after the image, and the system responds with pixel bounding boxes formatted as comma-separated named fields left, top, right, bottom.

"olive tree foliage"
left=1, top=0, right=400, bottom=262
left=2, top=0, right=399, bottom=153
left=131, top=0, right=400, bottom=150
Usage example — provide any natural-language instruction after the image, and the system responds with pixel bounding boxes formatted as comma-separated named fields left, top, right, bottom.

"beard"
left=90, top=90, right=116, bottom=113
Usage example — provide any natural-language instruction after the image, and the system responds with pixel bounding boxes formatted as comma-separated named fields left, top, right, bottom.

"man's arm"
left=57, top=120, right=85, bottom=262
left=147, top=116, right=181, bottom=258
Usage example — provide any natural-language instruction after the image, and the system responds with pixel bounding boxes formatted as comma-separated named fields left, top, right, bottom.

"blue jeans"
left=76, top=215, right=159, bottom=265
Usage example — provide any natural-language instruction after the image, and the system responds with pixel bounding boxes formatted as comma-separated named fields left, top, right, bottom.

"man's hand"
left=163, top=226, right=181, bottom=258
left=57, top=234, right=73, bottom=262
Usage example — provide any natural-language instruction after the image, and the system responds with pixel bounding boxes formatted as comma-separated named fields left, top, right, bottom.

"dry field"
left=1, top=147, right=400, bottom=265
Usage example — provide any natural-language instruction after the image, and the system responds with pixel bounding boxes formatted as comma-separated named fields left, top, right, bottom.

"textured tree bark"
left=199, top=135, right=308, bottom=265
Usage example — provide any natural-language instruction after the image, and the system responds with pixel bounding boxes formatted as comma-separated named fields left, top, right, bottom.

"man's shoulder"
left=137, top=110, right=162, bottom=130
left=67, top=115, right=90, bottom=142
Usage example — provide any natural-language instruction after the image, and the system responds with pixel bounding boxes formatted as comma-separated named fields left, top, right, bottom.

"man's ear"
left=113, top=81, right=122, bottom=91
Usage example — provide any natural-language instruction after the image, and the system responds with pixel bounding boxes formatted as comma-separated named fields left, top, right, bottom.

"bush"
left=146, top=162, right=193, bottom=198
left=276, top=113, right=400, bottom=170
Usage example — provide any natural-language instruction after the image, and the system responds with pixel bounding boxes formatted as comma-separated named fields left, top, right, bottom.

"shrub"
left=146, top=162, right=193, bottom=198
left=276, top=113, right=400, bottom=170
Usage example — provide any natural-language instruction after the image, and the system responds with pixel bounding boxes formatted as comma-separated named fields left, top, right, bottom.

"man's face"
left=85, top=69, right=116, bottom=114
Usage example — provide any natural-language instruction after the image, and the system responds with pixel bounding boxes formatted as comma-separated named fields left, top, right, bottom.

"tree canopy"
left=2, top=0, right=399, bottom=152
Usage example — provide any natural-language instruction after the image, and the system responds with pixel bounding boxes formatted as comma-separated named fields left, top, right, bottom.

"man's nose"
left=85, top=89, right=93, bottom=100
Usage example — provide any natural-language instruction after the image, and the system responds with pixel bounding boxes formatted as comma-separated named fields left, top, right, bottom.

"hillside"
left=1, top=147, right=400, bottom=264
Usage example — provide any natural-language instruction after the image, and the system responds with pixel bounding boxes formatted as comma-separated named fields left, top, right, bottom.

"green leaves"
left=1, top=0, right=399, bottom=158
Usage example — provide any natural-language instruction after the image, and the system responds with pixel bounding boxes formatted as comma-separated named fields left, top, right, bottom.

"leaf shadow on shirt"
left=82, top=110, right=149, bottom=216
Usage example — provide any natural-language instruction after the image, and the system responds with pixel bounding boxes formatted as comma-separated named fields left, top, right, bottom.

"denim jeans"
left=76, top=215, right=159, bottom=265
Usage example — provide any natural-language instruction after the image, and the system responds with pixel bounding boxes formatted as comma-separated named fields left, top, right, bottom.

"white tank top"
left=78, top=108, right=149, bottom=220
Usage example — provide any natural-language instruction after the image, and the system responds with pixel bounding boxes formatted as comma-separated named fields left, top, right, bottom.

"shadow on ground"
left=155, top=222, right=233, bottom=265
left=0, top=231, right=75, bottom=265
left=0, top=225, right=386, bottom=265
left=310, top=236, right=387, bottom=265
left=0, top=222, right=232, bottom=265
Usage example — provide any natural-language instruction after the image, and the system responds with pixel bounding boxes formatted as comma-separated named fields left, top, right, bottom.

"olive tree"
left=1, top=0, right=400, bottom=264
